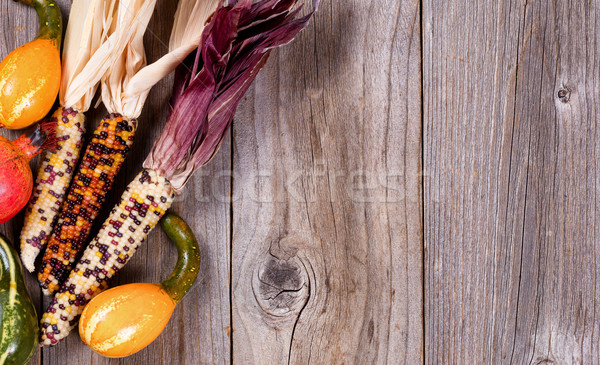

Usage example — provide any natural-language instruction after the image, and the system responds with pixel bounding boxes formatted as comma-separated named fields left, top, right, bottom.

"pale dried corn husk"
left=101, top=0, right=220, bottom=120
left=60, top=0, right=119, bottom=111
left=123, top=0, right=221, bottom=99
left=100, top=0, right=158, bottom=119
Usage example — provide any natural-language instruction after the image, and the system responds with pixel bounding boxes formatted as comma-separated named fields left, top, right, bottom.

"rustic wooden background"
left=1, top=0, right=598, bottom=363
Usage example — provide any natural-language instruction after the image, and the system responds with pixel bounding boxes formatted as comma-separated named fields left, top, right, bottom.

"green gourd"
left=0, top=234, right=38, bottom=365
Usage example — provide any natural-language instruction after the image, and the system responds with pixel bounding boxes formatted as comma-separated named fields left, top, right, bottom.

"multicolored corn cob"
left=20, top=107, right=86, bottom=273
left=39, top=0, right=318, bottom=346
left=38, top=114, right=136, bottom=295
left=40, top=169, right=174, bottom=345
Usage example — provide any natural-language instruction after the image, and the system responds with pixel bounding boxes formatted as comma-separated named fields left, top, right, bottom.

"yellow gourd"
left=78, top=213, right=200, bottom=358
left=0, top=0, right=62, bottom=129
left=79, top=283, right=175, bottom=357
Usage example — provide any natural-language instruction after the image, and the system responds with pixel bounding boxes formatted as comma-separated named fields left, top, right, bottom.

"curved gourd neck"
left=0, top=236, right=18, bottom=287
left=159, top=214, right=201, bottom=304
left=18, top=0, right=62, bottom=48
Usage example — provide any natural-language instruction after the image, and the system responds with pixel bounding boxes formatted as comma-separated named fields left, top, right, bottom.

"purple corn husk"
left=144, top=0, right=319, bottom=190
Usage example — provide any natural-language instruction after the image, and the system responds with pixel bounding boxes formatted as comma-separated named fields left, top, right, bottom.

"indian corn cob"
left=20, top=108, right=85, bottom=273
left=35, top=0, right=205, bottom=292
left=38, top=0, right=162, bottom=294
left=37, top=114, right=135, bottom=295
left=37, top=0, right=219, bottom=294
left=19, top=0, right=122, bottom=271
left=40, top=0, right=318, bottom=346
left=41, top=169, right=173, bottom=345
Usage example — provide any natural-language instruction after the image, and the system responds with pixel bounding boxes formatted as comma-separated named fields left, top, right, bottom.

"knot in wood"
left=557, top=87, right=571, bottom=103
left=252, top=256, right=309, bottom=317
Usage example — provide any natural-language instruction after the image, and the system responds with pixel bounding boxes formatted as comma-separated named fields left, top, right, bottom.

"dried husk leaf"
left=100, top=0, right=158, bottom=119
left=144, top=0, right=319, bottom=191
left=101, top=0, right=220, bottom=120
left=59, top=0, right=119, bottom=111
left=123, top=0, right=221, bottom=99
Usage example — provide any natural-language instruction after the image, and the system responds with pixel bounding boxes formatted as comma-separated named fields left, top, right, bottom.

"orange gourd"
left=79, top=214, right=200, bottom=357
left=79, top=283, right=176, bottom=357
left=0, top=0, right=62, bottom=130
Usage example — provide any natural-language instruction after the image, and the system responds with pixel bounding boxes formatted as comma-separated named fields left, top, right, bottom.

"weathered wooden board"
left=424, top=0, right=600, bottom=363
left=231, top=0, right=423, bottom=363
left=1, top=0, right=230, bottom=364
left=1, top=0, right=423, bottom=364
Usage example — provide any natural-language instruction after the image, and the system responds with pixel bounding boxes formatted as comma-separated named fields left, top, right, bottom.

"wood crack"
left=287, top=260, right=311, bottom=365
left=507, top=0, right=529, bottom=363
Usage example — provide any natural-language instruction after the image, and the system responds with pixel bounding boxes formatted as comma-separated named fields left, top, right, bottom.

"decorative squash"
left=0, top=0, right=62, bottom=130
left=0, top=121, right=56, bottom=224
left=79, top=213, right=200, bottom=358
left=0, top=234, right=39, bottom=365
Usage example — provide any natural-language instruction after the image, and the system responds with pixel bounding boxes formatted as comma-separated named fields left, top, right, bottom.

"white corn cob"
left=40, top=169, right=174, bottom=346
left=20, top=107, right=86, bottom=272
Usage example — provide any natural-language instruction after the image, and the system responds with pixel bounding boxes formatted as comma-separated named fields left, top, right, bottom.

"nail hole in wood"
left=557, top=87, right=571, bottom=103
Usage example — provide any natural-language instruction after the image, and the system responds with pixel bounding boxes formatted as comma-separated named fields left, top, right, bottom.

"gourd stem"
left=17, top=0, right=62, bottom=48
left=159, top=214, right=201, bottom=303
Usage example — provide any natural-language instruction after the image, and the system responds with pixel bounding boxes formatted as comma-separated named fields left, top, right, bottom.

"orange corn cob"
left=38, top=113, right=136, bottom=296
left=20, top=107, right=86, bottom=272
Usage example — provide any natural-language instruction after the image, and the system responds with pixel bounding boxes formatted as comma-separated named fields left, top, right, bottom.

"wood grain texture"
left=231, top=0, right=423, bottom=364
left=1, top=0, right=423, bottom=363
left=424, top=0, right=600, bottom=363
